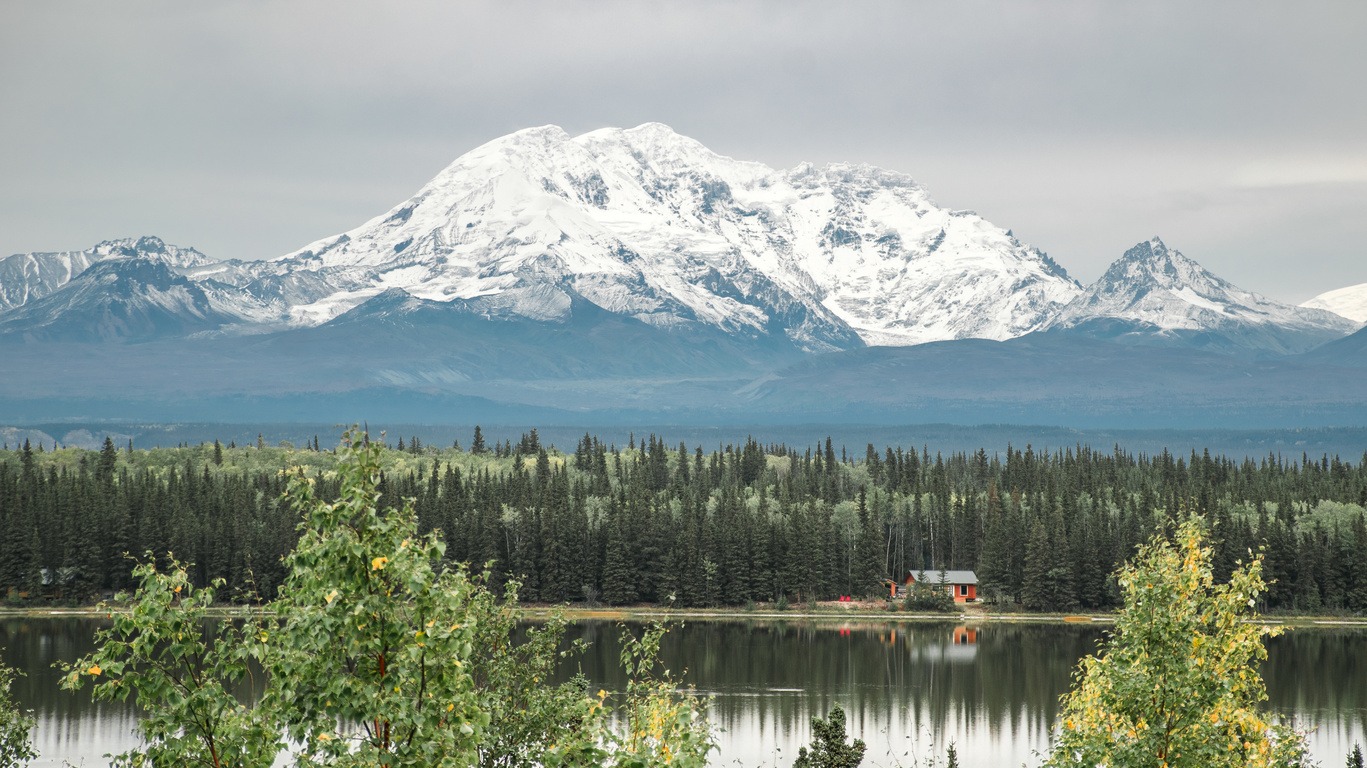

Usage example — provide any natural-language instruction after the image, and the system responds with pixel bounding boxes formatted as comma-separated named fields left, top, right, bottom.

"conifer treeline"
left=2, top=431, right=1366, bottom=613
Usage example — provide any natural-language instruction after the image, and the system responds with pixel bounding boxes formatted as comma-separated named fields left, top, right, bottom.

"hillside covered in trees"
left=2, top=430, right=1366, bottom=614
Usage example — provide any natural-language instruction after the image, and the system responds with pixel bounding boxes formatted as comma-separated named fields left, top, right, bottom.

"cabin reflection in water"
left=876, top=625, right=980, bottom=662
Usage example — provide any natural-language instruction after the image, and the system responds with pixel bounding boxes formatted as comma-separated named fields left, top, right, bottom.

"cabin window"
left=959, top=584, right=969, bottom=596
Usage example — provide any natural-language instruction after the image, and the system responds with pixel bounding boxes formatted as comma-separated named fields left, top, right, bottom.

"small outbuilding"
left=886, top=569, right=979, bottom=603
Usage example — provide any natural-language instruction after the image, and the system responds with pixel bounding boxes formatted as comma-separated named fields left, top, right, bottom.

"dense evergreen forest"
left=2, top=430, right=1366, bottom=614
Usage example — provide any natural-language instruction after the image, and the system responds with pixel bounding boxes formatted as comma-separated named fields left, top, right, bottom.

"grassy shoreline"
left=5, top=602, right=1365, bottom=628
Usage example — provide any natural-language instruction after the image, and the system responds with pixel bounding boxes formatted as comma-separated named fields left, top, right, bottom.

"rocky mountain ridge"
left=0, top=236, right=211, bottom=313
left=0, top=125, right=1360, bottom=356
left=0, top=124, right=1086, bottom=349
left=1043, top=238, right=1359, bottom=354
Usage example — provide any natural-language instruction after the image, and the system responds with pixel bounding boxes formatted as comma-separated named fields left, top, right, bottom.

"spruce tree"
left=602, top=514, right=639, bottom=605
left=98, top=437, right=118, bottom=484
left=793, top=705, right=866, bottom=768
left=1021, top=518, right=1054, bottom=611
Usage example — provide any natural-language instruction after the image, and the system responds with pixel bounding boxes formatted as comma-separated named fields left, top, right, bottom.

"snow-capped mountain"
left=6, top=127, right=1359, bottom=361
left=1301, top=282, right=1367, bottom=323
left=0, top=236, right=211, bottom=313
left=268, top=123, right=1080, bottom=348
left=1044, top=238, right=1360, bottom=354
left=4, top=129, right=1367, bottom=425
left=0, top=257, right=264, bottom=341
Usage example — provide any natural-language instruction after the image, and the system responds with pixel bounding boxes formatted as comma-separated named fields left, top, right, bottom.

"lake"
left=3, top=617, right=1365, bottom=767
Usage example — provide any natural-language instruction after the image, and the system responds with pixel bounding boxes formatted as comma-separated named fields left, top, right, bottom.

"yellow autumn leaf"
left=371, top=556, right=388, bottom=571
left=87, top=664, right=102, bottom=676
left=325, top=589, right=338, bottom=604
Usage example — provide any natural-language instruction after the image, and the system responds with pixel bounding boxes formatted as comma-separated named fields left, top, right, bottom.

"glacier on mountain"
left=267, top=123, right=1081, bottom=349
left=2, top=126, right=1360, bottom=358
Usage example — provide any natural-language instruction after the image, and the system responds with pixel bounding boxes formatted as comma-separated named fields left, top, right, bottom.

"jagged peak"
left=84, top=234, right=169, bottom=253
left=133, top=235, right=168, bottom=252
left=1098, top=238, right=1220, bottom=291
left=1115, top=236, right=1177, bottom=263
left=575, top=123, right=734, bottom=169
left=792, top=162, right=925, bottom=192
left=5, top=236, right=208, bottom=266
left=1047, top=236, right=1360, bottom=354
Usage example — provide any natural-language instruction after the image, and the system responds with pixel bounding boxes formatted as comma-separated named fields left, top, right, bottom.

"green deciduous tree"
left=61, top=429, right=713, bottom=768
left=0, top=657, right=36, bottom=768
left=60, top=561, right=279, bottom=768
left=268, top=435, right=487, bottom=767
left=607, top=623, right=715, bottom=768
left=466, top=580, right=602, bottom=768
left=1045, top=516, right=1309, bottom=768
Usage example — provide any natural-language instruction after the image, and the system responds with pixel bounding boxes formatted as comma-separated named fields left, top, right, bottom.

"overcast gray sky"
left=3, top=1, right=1365, bottom=302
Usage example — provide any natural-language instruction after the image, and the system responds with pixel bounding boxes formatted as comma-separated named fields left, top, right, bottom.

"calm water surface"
left=3, top=617, right=1364, bottom=767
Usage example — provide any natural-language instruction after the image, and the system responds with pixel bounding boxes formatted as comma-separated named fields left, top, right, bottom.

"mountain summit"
left=0, top=126, right=1084, bottom=349
left=2, top=131, right=1366, bottom=424
left=0, top=236, right=211, bottom=313
left=0, top=256, right=248, bottom=342
left=1, top=127, right=1358, bottom=363
left=267, top=122, right=1081, bottom=348
left=1045, top=237, right=1359, bottom=354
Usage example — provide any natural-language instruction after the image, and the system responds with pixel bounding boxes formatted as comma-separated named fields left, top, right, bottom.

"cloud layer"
left=3, top=1, right=1365, bottom=302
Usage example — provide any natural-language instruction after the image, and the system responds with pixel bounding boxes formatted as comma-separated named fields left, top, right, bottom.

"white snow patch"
left=1172, top=287, right=1227, bottom=313
left=1302, top=282, right=1367, bottom=323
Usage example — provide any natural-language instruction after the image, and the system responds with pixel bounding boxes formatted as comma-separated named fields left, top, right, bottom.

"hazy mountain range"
left=2, top=124, right=1365, bottom=428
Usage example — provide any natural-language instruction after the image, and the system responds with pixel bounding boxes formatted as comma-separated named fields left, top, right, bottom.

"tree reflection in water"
left=2, top=617, right=1364, bottom=767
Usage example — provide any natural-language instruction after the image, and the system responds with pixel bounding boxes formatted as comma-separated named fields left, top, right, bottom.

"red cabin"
left=888, top=569, right=979, bottom=603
